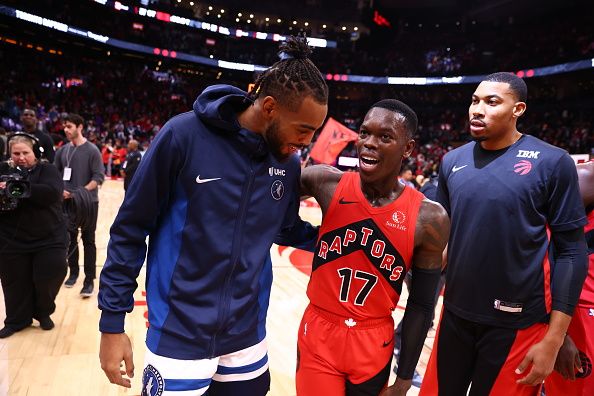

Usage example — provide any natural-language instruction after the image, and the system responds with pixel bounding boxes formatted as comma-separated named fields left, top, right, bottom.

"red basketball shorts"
left=296, top=304, right=394, bottom=396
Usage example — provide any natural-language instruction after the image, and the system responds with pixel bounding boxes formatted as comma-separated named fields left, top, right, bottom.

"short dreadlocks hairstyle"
left=248, top=35, right=329, bottom=111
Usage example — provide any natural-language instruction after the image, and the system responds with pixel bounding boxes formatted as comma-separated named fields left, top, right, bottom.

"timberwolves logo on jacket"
left=271, top=180, right=284, bottom=200
left=142, top=364, right=164, bottom=396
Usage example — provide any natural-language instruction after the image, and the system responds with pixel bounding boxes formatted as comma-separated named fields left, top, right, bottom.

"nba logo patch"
left=142, top=364, right=164, bottom=396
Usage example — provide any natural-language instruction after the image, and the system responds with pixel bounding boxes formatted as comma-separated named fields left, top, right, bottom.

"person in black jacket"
left=0, top=133, right=67, bottom=338
left=20, top=108, right=55, bottom=163
left=121, top=139, right=141, bottom=191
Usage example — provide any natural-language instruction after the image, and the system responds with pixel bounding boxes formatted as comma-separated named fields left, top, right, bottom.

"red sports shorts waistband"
left=308, top=304, right=393, bottom=329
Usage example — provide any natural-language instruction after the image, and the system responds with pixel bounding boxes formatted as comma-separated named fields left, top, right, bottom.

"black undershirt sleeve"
left=397, top=266, right=442, bottom=380
left=550, top=227, right=588, bottom=316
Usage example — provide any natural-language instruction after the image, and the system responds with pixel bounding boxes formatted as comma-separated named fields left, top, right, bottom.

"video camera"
left=0, top=166, right=31, bottom=211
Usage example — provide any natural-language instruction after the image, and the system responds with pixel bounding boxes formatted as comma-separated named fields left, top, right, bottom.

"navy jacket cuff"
left=99, top=311, right=126, bottom=333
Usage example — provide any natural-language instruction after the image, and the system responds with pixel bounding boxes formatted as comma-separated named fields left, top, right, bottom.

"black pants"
left=67, top=201, right=99, bottom=280
left=420, top=308, right=547, bottom=396
left=0, top=248, right=67, bottom=329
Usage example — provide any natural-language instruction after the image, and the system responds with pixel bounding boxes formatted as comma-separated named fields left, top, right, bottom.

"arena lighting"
left=156, top=11, right=170, bottom=22
left=373, top=10, right=390, bottom=28
left=94, top=1, right=336, bottom=47
left=114, top=1, right=129, bottom=11
left=3, top=5, right=593, bottom=84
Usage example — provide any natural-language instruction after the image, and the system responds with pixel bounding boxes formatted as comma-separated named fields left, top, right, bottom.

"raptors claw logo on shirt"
left=514, top=160, right=533, bottom=175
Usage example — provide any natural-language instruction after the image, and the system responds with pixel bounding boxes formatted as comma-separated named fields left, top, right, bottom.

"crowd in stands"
left=1, top=36, right=592, bottom=181
left=8, top=0, right=594, bottom=78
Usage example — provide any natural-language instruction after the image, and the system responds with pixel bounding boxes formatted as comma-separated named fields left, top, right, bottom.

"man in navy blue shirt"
left=420, top=72, right=588, bottom=396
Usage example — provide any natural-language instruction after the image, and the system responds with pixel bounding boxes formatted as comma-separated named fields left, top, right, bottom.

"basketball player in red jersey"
left=545, top=160, right=594, bottom=395
left=295, top=99, right=450, bottom=396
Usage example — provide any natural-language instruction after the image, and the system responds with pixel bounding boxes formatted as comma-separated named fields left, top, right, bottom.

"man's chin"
left=471, top=134, right=488, bottom=142
left=272, top=152, right=292, bottom=163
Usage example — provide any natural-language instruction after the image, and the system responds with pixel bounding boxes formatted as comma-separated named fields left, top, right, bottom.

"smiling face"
left=469, top=81, right=526, bottom=147
left=263, top=96, right=327, bottom=162
left=356, top=107, right=415, bottom=185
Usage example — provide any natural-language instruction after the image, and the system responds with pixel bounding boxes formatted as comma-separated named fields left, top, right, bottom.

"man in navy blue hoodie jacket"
left=98, top=37, right=328, bottom=395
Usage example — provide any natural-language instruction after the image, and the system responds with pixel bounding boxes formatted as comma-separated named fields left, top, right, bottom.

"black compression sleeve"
left=397, top=266, right=441, bottom=380
left=551, top=227, right=588, bottom=315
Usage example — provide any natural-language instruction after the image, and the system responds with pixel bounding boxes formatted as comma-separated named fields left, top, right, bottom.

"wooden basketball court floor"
left=0, top=179, right=437, bottom=395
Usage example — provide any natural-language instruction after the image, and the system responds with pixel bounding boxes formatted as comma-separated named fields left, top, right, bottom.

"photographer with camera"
left=0, top=133, right=67, bottom=338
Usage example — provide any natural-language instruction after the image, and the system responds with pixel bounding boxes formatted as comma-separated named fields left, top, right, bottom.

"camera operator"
left=0, top=133, right=67, bottom=338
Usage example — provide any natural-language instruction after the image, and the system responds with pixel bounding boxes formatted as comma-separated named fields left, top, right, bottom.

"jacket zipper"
left=209, top=159, right=256, bottom=357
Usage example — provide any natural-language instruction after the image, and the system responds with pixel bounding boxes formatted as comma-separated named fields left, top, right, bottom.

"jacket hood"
left=193, top=84, right=252, bottom=133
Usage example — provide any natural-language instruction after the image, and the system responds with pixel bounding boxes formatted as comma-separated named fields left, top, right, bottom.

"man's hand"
left=0, top=182, right=5, bottom=190
left=379, top=378, right=413, bottom=396
left=63, top=190, right=72, bottom=199
left=99, top=332, right=135, bottom=388
left=515, top=337, right=561, bottom=386
left=554, top=334, right=582, bottom=380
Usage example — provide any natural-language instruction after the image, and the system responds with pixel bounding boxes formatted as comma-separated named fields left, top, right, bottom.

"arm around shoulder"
left=300, top=164, right=342, bottom=211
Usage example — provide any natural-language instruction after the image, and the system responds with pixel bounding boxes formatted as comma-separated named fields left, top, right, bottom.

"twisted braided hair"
left=249, top=35, right=328, bottom=111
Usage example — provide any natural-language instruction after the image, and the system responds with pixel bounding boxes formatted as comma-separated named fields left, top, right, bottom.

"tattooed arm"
left=301, top=165, right=343, bottom=216
left=384, top=199, right=450, bottom=396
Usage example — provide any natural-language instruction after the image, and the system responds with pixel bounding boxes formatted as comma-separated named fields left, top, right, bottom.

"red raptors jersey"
left=579, top=208, right=594, bottom=307
left=307, top=172, right=424, bottom=319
